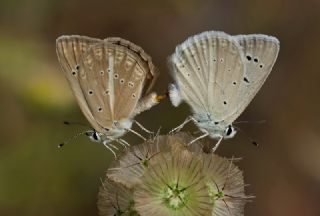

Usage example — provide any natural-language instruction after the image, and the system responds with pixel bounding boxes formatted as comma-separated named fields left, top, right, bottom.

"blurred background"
left=0, top=0, right=320, bottom=215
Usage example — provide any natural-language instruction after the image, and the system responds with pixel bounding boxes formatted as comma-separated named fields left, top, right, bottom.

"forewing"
left=106, top=38, right=158, bottom=119
left=222, top=34, right=280, bottom=124
left=56, top=35, right=103, bottom=131
left=169, top=31, right=221, bottom=114
left=107, top=37, right=158, bottom=95
left=78, top=39, right=156, bottom=128
left=205, top=32, right=246, bottom=123
left=169, top=31, right=245, bottom=123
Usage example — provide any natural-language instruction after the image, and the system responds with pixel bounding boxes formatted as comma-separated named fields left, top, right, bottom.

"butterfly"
left=168, top=31, right=280, bottom=152
left=56, top=35, right=161, bottom=156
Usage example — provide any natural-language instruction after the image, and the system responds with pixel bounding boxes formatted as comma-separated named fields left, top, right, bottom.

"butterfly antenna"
left=58, top=130, right=89, bottom=148
left=233, top=120, right=266, bottom=125
left=63, top=121, right=93, bottom=129
left=233, top=125, right=259, bottom=147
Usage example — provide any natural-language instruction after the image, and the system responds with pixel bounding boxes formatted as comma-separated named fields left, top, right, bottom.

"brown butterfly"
left=56, top=35, right=161, bottom=156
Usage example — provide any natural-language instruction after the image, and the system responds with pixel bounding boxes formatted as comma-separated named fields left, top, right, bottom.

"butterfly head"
left=86, top=131, right=102, bottom=143
left=200, top=123, right=237, bottom=140
left=194, top=114, right=237, bottom=140
left=85, top=119, right=133, bottom=142
left=223, top=125, right=237, bottom=139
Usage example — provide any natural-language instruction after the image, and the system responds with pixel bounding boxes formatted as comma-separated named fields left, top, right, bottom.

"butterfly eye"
left=93, top=132, right=98, bottom=140
left=86, top=131, right=100, bottom=142
left=226, top=126, right=233, bottom=136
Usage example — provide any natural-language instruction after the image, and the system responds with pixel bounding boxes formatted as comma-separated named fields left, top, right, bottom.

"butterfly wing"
left=56, top=35, right=102, bottom=131
left=78, top=38, right=157, bottom=130
left=169, top=31, right=245, bottom=124
left=222, top=34, right=280, bottom=125
left=107, top=37, right=158, bottom=95
left=106, top=38, right=158, bottom=120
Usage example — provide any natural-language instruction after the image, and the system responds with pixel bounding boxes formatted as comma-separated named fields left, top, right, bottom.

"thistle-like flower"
left=107, top=136, right=172, bottom=188
left=98, top=178, right=138, bottom=216
left=134, top=150, right=212, bottom=216
left=202, top=155, right=252, bottom=216
left=98, top=133, right=251, bottom=216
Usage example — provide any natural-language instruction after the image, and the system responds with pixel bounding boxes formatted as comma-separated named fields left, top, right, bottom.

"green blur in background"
left=0, top=0, right=320, bottom=215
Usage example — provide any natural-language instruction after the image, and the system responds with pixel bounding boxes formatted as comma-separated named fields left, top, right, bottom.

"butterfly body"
left=169, top=31, right=279, bottom=150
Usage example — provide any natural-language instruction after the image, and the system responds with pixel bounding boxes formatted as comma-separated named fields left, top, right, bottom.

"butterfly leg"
left=116, top=138, right=130, bottom=149
left=109, top=143, right=119, bottom=150
left=126, top=128, right=147, bottom=141
left=211, top=136, right=223, bottom=153
left=134, top=120, right=153, bottom=134
left=102, top=140, right=117, bottom=158
left=114, top=140, right=126, bottom=149
left=188, top=131, right=209, bottom=145
left=169, top=116, right=197, bottom=134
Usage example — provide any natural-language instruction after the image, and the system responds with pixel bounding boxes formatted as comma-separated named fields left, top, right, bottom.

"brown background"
left=0, top=0, right=320, bottom=215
